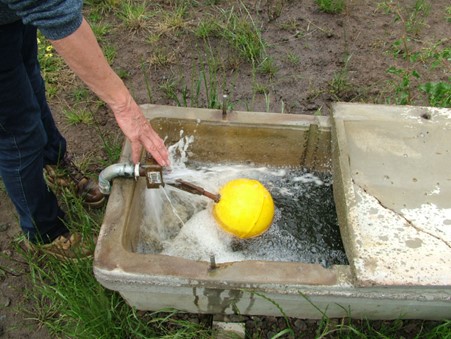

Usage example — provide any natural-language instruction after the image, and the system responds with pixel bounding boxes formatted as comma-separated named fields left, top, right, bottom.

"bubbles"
left=138, top=135, right=348, bottom=267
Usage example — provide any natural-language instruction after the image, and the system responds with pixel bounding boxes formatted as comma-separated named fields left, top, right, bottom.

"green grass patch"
left=116, top=0, right=154, bottom=31
left=216, top=5, right=266, bottom=65
left=315, top=0, right=345, bottom=14
left=419, top=81, right=451, bottom=107
left=257, top=57, right=279, bottom=77
left=63, top=108, right=94, bottom=125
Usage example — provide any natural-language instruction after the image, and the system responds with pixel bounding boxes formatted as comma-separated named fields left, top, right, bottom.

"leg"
left=0, top=21, right=68, bottom=243
left=21, top=24, right=67, bottom=166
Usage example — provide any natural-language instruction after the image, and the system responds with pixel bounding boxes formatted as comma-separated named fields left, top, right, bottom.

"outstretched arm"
left=50, top=18, right=169, bottom=166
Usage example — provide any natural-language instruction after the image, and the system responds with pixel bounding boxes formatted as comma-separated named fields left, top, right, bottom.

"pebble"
left=0, top=293, right=10, bottom=307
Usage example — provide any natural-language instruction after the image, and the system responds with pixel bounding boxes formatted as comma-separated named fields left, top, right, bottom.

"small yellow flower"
left=46, top=45, right=53, bottom=52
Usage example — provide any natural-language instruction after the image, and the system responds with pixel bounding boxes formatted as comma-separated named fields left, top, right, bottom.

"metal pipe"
left=98, top=162, right=137, bottom=195
left=222, top=94, right=228, bottom=120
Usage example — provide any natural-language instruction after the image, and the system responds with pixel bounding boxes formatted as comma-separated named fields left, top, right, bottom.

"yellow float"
left=213, top=178, right=275, bottom=239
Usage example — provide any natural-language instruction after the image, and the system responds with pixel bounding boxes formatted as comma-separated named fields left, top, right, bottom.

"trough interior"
left=122, top=118, right=340, bottom=262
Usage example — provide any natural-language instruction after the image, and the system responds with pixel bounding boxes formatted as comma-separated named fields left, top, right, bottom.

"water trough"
left=93, top=103, right=451, bottom=320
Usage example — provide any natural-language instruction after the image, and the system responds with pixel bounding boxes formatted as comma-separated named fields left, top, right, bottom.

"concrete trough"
left=93, top=103, right=451, bottom=320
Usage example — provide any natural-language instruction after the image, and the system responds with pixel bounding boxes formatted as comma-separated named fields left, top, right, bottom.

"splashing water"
left=137, top=134, right=348, bottom=267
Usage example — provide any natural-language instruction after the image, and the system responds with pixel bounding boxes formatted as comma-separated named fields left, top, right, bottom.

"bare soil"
left=0, top=0, right=449, bottom=337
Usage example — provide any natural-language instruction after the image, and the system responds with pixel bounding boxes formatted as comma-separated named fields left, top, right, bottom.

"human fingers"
left=139, top=129, right=170, bottom=166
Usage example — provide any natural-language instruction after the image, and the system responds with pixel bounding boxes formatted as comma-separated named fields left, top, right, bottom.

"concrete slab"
left=332, top=103, right=451, bottom=286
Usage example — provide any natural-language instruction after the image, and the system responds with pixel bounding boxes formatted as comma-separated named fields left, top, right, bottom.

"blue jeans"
left=0, top=21, right=69, bottom=243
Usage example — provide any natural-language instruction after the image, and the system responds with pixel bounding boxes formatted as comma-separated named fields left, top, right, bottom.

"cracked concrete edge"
left=331, top=110, right=360, bottom=284
left=331, top=103, right=451, bottom=287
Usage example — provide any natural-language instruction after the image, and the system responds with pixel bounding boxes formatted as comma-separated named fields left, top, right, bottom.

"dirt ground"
left=0, top=0, right=449, bottom=337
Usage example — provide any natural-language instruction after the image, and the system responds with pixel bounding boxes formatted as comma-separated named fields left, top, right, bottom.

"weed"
left=279, top=18, right=300, bottom=32
left=314, top=106, right=324, bottom=116
left=72, top=86, right=91, bottom=102
left=116, top=1, right=152, bottom=31
left=84, top=0, right=120, bottom=15
left=63, top=108, right=94, bottom=125
left=250, top=291, right=295, bottom=337
left=406, top=0, right=431, bottom=35
left=154, top=3, right=189, bottom=35
left=98, top=130, right=123, bottom=164
left=146, top=33, right=161, bottom=45
left=328, top=55, right=357, bottom=101
left=161, top=65, right=224, bottom=109
left=257, top=57, right=279, bottom=77
left=101, top=44, right=117, bottom=65
left=266, top=0, right=285, bottom=21
left=159, top=78, right=181, bottom=105
left=90, top=21, right=112, bottom=43
left=264, top=92, right=271, bottom=112
left=415, top=41, right=450, bottom=69
left=286, top=52, right=301, bottom=66
left=225, top=54, right=243, bottom=71
left=419, top=81, right=451, bottom=107
left=386, top=66, right=420, bottom=105
left=254, top=82, right=270, bottom=94
left=217, top=5, right=266, bottom=65
left=315, top=0, right=345, bottom=14
left=148, top=48, right=176, bottom=68
left=116, top=68, right=130, bottom=80
left=37, top=33, right=64, bottom=96
left=428, top=320, right=451, bottom=338
left=194, top=19, right=219, bottom=39
left=378, top=0, right=431, bottom=59
left=447, top=6, right=451, bottom=23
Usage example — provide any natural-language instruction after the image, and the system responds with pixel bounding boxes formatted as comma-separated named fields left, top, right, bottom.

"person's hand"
left=112, top=96, right=169, bottom=166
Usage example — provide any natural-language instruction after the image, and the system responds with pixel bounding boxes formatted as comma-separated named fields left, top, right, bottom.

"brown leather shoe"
left=25, top=233, right=96, bottom=260
left=45, top=154, right=105, bottom=209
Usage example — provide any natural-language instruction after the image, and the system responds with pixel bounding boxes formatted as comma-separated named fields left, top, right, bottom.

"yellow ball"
left=213, top=178, right=275, bottom=239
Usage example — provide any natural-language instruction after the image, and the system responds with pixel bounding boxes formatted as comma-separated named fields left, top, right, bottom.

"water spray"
left=99, top=155, right=275, bottom=239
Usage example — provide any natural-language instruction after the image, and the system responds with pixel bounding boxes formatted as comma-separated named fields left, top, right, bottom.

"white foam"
left=161, top=209, right=245, bottom=262
left=139, top=134, right=346, bottom=266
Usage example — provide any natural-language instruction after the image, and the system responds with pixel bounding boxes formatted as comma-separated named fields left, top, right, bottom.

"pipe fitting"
left=98, top=162, right=136, bottom=195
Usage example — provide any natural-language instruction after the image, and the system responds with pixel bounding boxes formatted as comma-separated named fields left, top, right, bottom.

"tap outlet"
left=141, top=165, right=164, bottom=189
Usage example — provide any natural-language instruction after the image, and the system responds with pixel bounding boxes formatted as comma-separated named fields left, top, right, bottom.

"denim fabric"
left=0, top=20, right=68, bottom=243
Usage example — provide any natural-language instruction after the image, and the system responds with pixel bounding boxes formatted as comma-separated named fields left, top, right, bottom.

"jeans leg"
left=0, top=21, right=68, bottom=243
left=21, top=25, right=67, bottom=165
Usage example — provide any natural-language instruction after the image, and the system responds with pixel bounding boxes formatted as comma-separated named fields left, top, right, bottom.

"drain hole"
left=420, top=112, right=431, bottom=120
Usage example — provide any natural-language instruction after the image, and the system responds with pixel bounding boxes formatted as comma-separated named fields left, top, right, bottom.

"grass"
left=419, top=81, right=451, bottom=107
left=153, top=2, right=189, bottom=35
left=378, top=0, right=431, bottom=59
left=63, top=108, right=94, bottom=125
left=379, top=0, right=450, bottom=107
left=17, top=191, right=212, bottom=338
left=37, top=33, right=65, bottom=97
left=116, top=0, right=153, bottom=31
left=257, top=57, right=279, bottom=77
left=286, top=52, right=301, bottom=66
left=216, top=5, right=267, bottom=65
left=315, top=0, right=346, bottom=14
